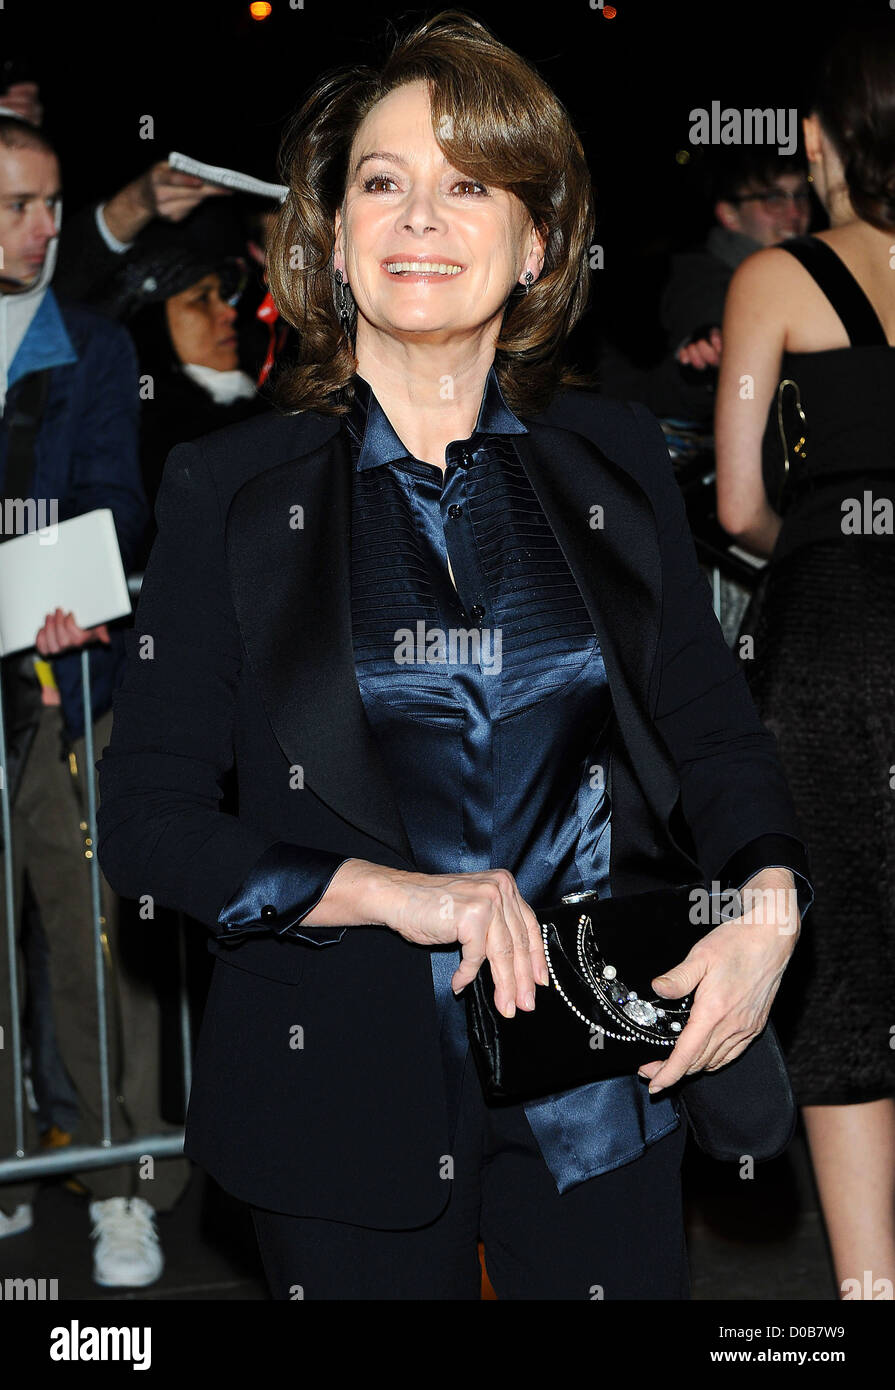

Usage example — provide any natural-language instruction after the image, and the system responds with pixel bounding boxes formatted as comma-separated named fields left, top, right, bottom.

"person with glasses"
left=599, top=149, right=811, bottom=425
left=672, top=154, right=813, bottom=377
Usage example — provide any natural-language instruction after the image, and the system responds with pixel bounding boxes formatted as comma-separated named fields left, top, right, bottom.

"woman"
left=97, top=245, right=269, bottom=566
left=715, top=21, right=895, bottom=1297
left=97, top=12, right=811, bottom=1301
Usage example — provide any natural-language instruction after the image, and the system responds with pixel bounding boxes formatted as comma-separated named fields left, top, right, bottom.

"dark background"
left=0, top=0, right=886, bottom=362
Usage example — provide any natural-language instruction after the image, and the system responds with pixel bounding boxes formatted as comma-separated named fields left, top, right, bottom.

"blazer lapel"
left=226, top=422, right=416, bottom=866
left=510, top=421, right=682, bottom=830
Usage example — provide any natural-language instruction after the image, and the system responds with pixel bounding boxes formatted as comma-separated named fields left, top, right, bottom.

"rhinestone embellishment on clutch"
left=623, top=998, right=659, bottom=1027
left=541, top=907, right=693, bottom=1045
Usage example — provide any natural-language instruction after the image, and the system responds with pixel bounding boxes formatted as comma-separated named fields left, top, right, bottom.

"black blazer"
left=96, top=386, right=810, bottom=1227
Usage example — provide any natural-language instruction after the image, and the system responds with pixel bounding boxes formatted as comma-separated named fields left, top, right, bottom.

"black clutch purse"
left=464, top=883, right=797, bottom=1162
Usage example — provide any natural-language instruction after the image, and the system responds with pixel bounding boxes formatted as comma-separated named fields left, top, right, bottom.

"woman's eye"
left=362, top=174, right=396, bottom=193
left=361, top=174, right=487, bottom=196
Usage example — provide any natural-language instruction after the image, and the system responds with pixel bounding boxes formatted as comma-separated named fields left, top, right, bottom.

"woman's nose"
left=397, top=184, right=446, bottom=233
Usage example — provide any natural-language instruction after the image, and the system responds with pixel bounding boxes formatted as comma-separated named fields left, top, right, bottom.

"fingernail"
left=524, top=991, right=535, bottom=1010
left=504, top=1001, right=516, bottom=1018
left=649, top=1082, right=664, bottom=1094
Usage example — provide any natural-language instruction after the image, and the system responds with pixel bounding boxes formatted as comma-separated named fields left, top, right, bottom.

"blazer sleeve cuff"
left=215, top=842, right=352, bottom=944
left=717, top=833, right=814, bottom=920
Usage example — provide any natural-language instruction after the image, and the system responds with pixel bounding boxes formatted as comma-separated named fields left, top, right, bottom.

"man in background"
left=0, top=113, right=189, bottom=1287
left=600, top=148, right=812, bottom=423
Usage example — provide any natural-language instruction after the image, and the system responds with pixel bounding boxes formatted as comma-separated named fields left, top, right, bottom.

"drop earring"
left=334, top=268, right=351, bottom=333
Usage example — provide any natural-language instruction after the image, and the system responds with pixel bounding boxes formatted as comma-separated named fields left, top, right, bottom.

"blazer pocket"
left=208, top=932, right=313, bottom=985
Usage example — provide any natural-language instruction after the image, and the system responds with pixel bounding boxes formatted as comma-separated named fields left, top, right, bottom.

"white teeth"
left=385, top=262, right=463, bottom=274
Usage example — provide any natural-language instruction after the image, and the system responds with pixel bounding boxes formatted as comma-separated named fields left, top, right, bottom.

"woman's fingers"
left=701, top=1032, right=756, bottom=1071
left=452, top=881, right=508, bottom=997
left=637, top=1026, right=756, bottom=1089
left=448, top=871, right=545, bottom=1018
left=496, top=871, right=543, bottom=1014
left=521, top=893, right=550, bottom=989
left=643, top=997, right=763, bottom=1091
left=482, top=872, right=529, bottom=1017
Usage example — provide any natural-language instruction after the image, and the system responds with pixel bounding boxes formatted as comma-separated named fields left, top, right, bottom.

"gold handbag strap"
left=775, top=377, right=807, bottom=509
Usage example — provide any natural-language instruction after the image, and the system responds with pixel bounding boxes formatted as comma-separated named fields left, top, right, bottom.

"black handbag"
left=464, top=883, right=797, bottom=1162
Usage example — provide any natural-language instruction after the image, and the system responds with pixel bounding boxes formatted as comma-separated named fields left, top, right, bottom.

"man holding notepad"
left=0, top=112, right=190, bottom=1287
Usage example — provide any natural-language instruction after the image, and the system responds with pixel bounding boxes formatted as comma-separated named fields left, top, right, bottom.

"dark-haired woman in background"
left=99, top=248, right=270, bottom=568
left=716, top=21, right=895, bottom=1297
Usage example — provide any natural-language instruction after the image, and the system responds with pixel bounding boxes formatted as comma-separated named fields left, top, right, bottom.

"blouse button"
left=447, top=503, right=463, bottom=519
left=260, top=904, right=277, bottom=921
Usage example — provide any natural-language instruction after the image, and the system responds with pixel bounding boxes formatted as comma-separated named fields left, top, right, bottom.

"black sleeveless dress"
left=736, top=234, right=895, bottom=1107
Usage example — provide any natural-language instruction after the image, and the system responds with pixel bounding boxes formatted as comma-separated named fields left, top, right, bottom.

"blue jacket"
left=0, top=291, right=148, bottom=740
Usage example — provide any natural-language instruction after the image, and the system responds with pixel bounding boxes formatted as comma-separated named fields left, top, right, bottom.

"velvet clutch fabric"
left=465, top=883, right=797, bottom=1162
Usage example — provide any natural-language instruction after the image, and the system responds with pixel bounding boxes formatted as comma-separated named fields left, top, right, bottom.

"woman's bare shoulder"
left=725, top=245, right=805, bottom=301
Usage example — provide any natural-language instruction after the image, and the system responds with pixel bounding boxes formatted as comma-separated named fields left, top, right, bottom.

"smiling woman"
left=266, top=11, right=595, bottom=420
left=97, top=8, right=814, bottom=1303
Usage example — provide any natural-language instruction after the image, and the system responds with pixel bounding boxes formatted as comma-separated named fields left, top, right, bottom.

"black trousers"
left=250, top=1054, right=691, bottom=1300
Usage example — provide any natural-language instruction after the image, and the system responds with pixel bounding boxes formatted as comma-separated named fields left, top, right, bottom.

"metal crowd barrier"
left=0, top=573, right=191, bottom=1184
left=656, top=420, right=766, bottom=644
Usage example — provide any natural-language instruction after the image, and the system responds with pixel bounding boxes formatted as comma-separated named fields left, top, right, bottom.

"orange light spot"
left=603, top=4, right=617, bottom=16
left=250, top=2, right=272, bottom=18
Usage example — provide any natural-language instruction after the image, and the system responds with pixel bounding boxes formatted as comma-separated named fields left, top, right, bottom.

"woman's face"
left=333, top=79, right=544, bottom=353
left=164, top=273, right=239, bottom=371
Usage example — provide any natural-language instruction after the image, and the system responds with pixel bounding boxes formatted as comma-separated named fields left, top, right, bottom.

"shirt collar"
left=345, top=362, right=527, bottom=471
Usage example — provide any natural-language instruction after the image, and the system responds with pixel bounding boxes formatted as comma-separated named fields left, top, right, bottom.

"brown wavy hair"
left=266, top=9, right=598, bottom=417
left=809, top=17, right=895, bottom=233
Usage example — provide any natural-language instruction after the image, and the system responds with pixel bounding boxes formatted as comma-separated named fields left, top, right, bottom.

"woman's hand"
left=637, top=867, right=800, bottom=1093
left=374, top=866, right=549, bottom=1019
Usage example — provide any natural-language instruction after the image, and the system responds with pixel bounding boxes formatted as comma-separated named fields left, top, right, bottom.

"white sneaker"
left=0, top=1204, right=34, bottom=1238
left=89, top=1196, right=163, bottom=1287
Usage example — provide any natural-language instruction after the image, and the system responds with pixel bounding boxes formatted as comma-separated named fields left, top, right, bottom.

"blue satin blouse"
left=342, top=366, right=681, bottom=1190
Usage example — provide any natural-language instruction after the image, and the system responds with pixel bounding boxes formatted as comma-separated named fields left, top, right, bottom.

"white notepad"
left=0, top=508, right=132, bottom=656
